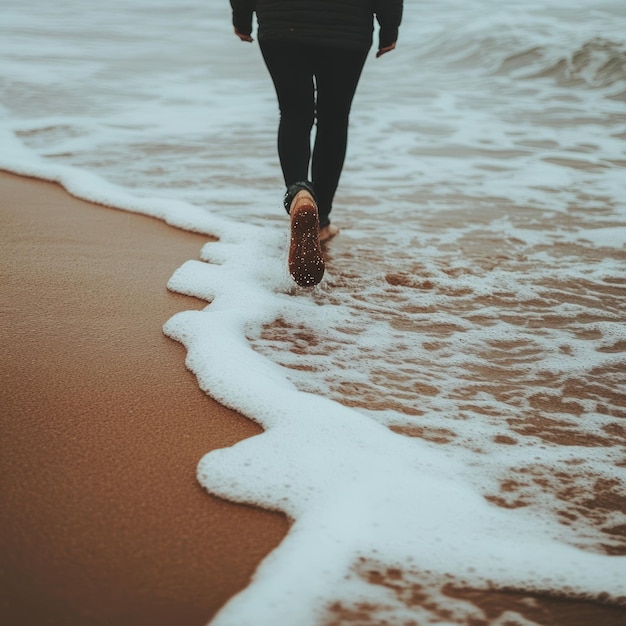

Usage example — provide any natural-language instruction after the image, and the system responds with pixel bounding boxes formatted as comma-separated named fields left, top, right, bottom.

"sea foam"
left=1, top=0, right=625, bottom=623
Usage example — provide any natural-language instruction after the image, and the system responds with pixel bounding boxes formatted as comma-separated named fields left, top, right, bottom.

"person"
left=230, top=0, right=403, bottom=286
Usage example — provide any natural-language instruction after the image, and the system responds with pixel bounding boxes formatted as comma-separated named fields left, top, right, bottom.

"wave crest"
left=498, top=37, right=626, bottom=89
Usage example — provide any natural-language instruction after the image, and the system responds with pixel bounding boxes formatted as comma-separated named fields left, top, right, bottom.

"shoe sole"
left=288, top=199, right=325, bottom=287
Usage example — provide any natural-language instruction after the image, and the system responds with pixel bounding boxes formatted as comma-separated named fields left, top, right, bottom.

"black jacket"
left=230, top=0, right=403, bottom=51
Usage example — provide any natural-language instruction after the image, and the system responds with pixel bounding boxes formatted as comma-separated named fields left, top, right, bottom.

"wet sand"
left=0, top=171, right=288, bottom=626
left=1, top=171, right=624, bottom=626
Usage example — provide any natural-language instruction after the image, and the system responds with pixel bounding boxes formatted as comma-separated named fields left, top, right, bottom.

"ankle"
left=284, top=181, right=316, bottom=213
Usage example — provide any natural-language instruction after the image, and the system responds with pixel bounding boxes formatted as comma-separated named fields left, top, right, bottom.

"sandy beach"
left=0, top=171, right=288, bottom=626
left=1, top=171, right=625, bottom=625
left=3, top=0, right=626, bottom=621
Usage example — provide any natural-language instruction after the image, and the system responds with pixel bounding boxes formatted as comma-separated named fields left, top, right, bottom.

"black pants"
left=260, top=41, right=369, bottom=227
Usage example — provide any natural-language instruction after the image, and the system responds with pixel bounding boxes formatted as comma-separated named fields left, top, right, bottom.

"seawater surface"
left=1, top=1, right=625, bottom=624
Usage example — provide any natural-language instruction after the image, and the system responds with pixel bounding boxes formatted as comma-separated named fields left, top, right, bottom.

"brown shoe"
left=288, top=191, right=325, bottom=287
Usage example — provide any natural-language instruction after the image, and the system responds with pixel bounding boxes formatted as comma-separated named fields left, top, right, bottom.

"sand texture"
left=0, top=172, right=288, bottom=626
left=1, top=172, right=625, bottom=626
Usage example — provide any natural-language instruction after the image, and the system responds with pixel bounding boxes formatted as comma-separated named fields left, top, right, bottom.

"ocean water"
left=2, top=0, right=625, bottom=624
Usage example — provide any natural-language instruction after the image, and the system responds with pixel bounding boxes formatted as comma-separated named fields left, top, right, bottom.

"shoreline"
left=0, top=171, right=288, bottom=625
left=1, top=171, right=624, bottom=625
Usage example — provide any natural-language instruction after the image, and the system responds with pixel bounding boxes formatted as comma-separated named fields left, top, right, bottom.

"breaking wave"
left=498, top=38, right=626, bottom=90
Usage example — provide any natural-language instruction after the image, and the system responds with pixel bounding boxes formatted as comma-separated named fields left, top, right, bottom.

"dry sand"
left=0, top=171, right=288, bottom=626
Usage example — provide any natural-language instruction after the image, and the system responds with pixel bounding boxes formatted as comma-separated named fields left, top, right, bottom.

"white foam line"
left=161, top=231, right=626, bottom=624
left=0, top=128, right=231, bottom=239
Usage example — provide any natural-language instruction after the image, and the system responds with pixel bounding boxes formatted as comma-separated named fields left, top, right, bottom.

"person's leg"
left=311, top=47, right=369, bottom=227
left=260, top=42, right=325, bottom=286
left=259, top=42, right=315, bottom=194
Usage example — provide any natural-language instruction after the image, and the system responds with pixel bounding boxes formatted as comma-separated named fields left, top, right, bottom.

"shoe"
left=288, top=190, right=325, bottom=287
